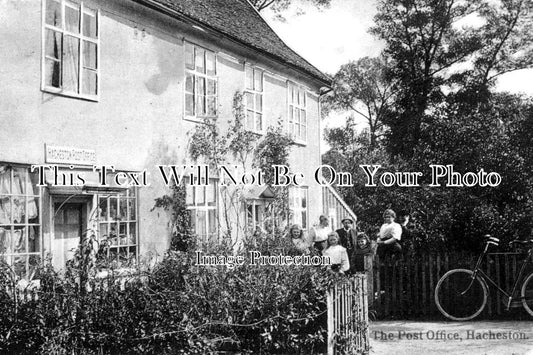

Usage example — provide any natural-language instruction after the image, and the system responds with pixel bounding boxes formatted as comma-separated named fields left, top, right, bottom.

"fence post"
left=428, top=254, right=434, bottom=315
left=374, top=254, right=380, bottom=311
left=364, top=254, right=374, bottom=307
left=327, top=284, right=334, bottom=355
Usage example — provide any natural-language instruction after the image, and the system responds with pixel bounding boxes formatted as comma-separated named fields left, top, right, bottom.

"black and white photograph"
left=1, top=0, right=533, bottom=354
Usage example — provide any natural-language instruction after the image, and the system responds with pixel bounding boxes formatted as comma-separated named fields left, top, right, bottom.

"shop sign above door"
left=45, top=145, right=97, bottom=166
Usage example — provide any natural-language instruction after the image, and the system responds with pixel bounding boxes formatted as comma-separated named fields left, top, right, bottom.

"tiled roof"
left=138, top=0, right=331, bottom=85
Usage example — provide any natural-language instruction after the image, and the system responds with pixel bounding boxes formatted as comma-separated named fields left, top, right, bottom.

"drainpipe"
left=318, top=86, right=333, bottom=217
left=318, top=86, right=333, bottom=161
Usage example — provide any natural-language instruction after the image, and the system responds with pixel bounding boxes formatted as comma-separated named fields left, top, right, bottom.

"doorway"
left=52, top=202, right=87, bottom=267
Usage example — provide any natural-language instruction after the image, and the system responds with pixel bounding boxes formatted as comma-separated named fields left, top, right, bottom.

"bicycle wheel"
left=435, top=269, right=488, bottom=321
left=521, top=272, right=533, bottom=317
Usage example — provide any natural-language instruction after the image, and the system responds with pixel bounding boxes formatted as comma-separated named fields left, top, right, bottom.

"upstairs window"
left=184, top=42, right=217, bottom=119
left=288, top=83, right=307, bottom=143
left=42, top=0, right=99, bottom=99
left=245, top=66, right=264, bottom=133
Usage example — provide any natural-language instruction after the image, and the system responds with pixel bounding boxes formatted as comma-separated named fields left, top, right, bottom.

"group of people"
left=288, top=209, right=409, bottom=274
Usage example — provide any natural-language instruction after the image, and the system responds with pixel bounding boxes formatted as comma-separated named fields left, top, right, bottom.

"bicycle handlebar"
left=509, top=239, right=533, bottom=247
left=484, top=235, right=500, bottom=249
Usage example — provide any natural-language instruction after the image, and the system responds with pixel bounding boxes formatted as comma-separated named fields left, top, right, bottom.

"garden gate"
left=327, top=274, right=370, bottom=354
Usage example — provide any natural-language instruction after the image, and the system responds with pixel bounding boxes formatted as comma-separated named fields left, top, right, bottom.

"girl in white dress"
left=288, top=224, right=310, bottom=253
left=323, top=232, right=350, bottom=274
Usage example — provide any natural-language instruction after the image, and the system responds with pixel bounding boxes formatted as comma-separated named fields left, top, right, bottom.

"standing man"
left=336, top=217, right=357, bottom=273
left=336, top=217, right=357, bottom=252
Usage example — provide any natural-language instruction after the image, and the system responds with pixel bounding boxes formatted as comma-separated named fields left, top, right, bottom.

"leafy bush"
left=0, top=233, right=333, bottom=354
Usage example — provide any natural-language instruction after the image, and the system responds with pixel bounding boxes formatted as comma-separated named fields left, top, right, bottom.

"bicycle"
left=434, top=235, right=533, bottom=321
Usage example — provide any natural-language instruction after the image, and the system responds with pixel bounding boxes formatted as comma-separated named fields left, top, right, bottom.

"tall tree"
left=371, top=0, right=533, bottom=156
left=371, top=0, right=480, bottom=156
left=324, top=56, right=395, bottom=149
left=467, top=0, right=533, bottom=88
left=325, top=0, right=533, bottom=252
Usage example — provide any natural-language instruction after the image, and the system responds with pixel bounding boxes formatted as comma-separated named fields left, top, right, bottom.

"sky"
left=264, top=0, right=382, bottom=75
left=262, top=0, right=533, bottom=143
left=262, top=0, right=382, bottom=147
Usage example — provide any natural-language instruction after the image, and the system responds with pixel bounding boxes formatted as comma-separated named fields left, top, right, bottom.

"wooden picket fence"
left=14, top=287, right=40, bottom=302
left=371, top=252, right=532, bottom=319
left=327, top=274, right=370, bottom=355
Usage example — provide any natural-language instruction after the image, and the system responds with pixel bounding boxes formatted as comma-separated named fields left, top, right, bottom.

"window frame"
left=41, top=0, right=100, bottom=101
left=244, top=64, right=264, bottom=134
left=185, top=178, right=218, bottom=243
left=0, top=164, right=43, bottom=279
left=287, top=82, right=308, bottom=144
left=245, top=199, right=264, bottom=231
left=289, top=186, right=308, bottom=230
left=97, top=187, right=138, bottom=263
left=183, top=41, right=218, bottom=122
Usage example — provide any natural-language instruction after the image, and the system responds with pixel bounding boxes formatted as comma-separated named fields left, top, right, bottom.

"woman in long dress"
left=376, top=209, right=402, bottom=257
left=309, top=215, right=332, bottom=254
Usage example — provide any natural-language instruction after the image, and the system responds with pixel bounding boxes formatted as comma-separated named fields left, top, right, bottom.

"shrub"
left=0, top=232, right=333, bottom=354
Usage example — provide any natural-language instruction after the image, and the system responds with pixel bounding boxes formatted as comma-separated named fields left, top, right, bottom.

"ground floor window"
left=97, top=187, right=137, bottom=263
left=289, top=186, right=308, bottom=229
left=0, top=165, right=41, bottom=278
left=246, top=200, right=264, bottom=232
left=186, top=179, right=217, bottom=243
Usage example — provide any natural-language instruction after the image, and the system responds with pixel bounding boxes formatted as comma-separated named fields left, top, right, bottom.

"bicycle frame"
left=471, top=244, right=533, bottom=310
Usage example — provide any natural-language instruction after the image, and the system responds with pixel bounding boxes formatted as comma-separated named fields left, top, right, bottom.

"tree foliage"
left=324, top=57, right=394, bottom=148
left=253, top=121, right=294, bottom=185
left=249, top=0, right=331, bottom=12
left=325, top=93, right=533, bottom=252
left=325, top=0, right=533, bottom=252
left=470, top=0, right=533, bottom=87
left=370, top=0, right=533, bottom=156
